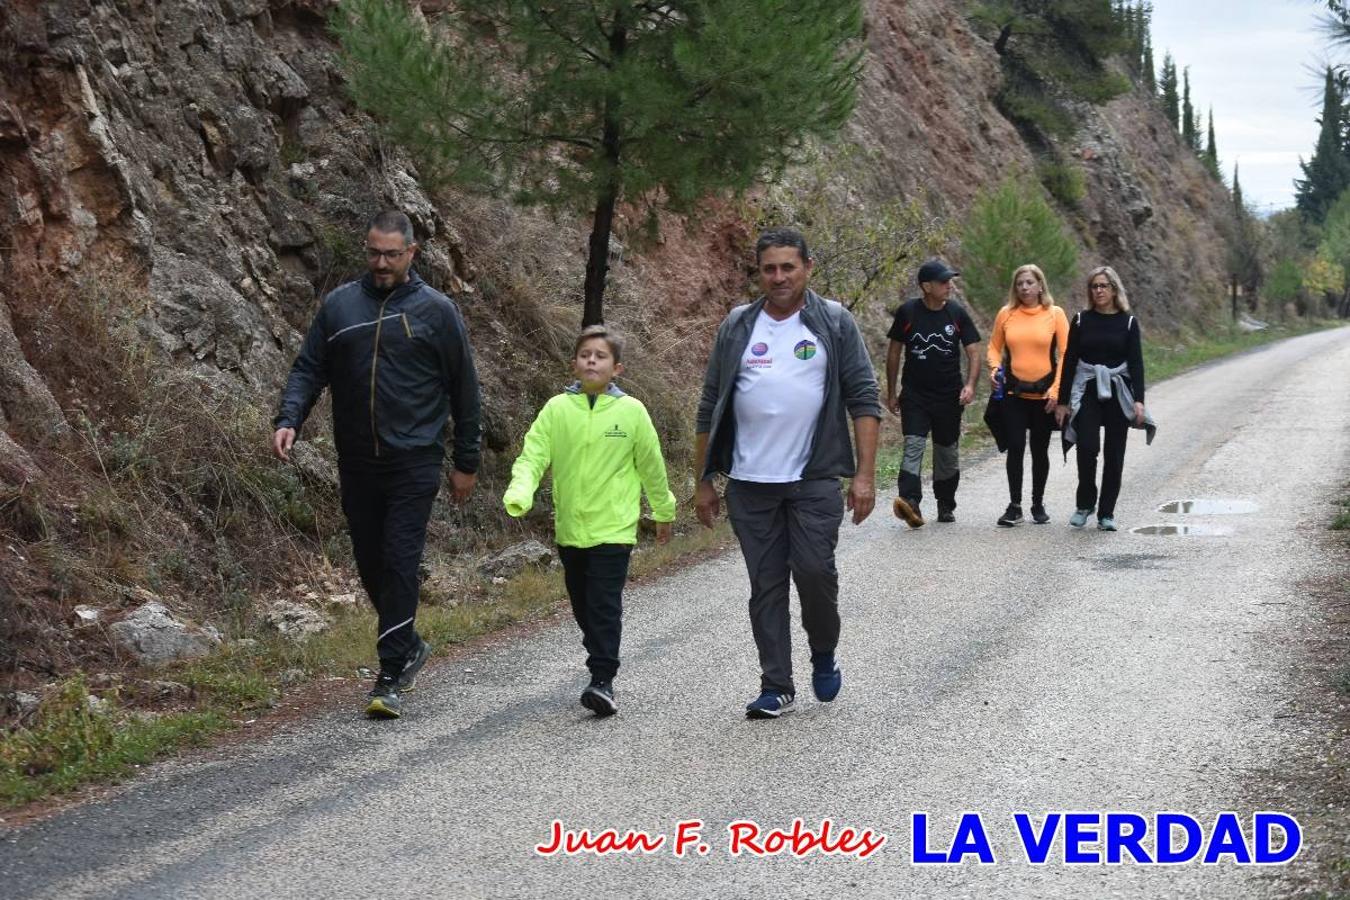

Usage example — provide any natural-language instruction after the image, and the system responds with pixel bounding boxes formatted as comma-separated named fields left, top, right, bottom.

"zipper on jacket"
left=401, top=313, right=412, bottom=339
left=369, top=298, right=390, bottom=456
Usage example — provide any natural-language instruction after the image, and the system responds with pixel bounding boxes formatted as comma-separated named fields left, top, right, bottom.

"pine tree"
left=1159, top=53, right=1179, bottom=129
left=1181, top=68, right=1198, bottom=151
left=334, top=0, right=864, bottom=326
left=1203, top=108, right=1222, bottom=179
left=1294, top=68, right=1350, bottom=225
left=959, top=178, right=1078, bottom=314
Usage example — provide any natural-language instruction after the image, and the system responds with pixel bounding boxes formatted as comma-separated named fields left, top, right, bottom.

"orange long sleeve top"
left=986, top=304, right=1070, bottom=400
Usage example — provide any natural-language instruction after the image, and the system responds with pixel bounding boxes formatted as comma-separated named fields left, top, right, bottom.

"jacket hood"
left=564, top=381, right=626, bottom=398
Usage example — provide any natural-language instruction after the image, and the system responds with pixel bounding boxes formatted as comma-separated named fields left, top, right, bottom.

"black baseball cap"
left=917, top=259, right=960, bottom=284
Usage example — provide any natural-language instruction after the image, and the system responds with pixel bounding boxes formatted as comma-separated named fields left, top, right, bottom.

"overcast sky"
left=1150, top=0, right=1330, bottom=214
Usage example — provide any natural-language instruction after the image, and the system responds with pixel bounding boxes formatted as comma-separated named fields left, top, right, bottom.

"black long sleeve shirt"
left=1057, top=309, right=1145, bottom=406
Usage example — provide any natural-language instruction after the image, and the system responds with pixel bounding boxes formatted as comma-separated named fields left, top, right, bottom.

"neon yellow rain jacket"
left=504, top=383, right=676, bottom=547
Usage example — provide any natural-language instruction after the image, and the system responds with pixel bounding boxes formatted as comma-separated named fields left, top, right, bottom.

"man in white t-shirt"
left=694, top=228, right=882, bottom=719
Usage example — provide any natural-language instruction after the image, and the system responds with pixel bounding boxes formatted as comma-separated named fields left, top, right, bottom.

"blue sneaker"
left=811, top=656, right=842, bottom=702
left=745, top=691, right=795, bottom=719
left=1097, top=516, right=1118, bottom=532
left=1069, top=508, right=1091, bottom=528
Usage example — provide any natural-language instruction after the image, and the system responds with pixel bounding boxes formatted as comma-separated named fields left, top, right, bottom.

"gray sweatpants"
left=725, top=478, right=845, bottom=695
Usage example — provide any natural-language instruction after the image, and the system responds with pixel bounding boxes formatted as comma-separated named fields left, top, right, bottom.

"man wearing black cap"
left=884, top=259, right=981, bottom=526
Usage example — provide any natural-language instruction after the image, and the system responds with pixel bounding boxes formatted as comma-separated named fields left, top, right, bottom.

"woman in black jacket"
left=1054, top=266, right=1145, bottom=532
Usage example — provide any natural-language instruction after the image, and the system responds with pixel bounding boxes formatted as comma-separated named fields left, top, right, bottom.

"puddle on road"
left=1131, top=524, right=1234, bottom=536
left=1157, top=499, right=1259, bottom=515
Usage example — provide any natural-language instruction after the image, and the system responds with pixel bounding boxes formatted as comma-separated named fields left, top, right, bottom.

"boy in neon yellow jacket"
left=504, top=325, right=676, bottom=716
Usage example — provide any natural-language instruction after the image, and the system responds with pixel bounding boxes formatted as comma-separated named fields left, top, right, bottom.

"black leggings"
left=1074, top=391, right=1131, bottom=518
left=1001, top=396, right=1054, bottom=505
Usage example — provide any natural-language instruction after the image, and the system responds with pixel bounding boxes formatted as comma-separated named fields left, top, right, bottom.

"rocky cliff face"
left=852, top=0, right=1231, bottom=323
left=0, top=0, right=1236, bottom=682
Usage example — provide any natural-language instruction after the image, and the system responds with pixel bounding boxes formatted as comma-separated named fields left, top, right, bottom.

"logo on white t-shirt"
left=794, top=339, right=817, bottom=360
left=747, top=341, right=772, bottom=368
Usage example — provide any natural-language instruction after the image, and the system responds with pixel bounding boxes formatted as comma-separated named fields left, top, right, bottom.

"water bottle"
left=992, top=366, right=1005, bottom=400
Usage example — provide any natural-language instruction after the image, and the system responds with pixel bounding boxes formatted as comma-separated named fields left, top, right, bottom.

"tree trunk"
left=994, top=23, right=1013, bottom=56
left=581, top=20, right=627, bottom=328
left=1230, top=277, right=1238, bottom=321
left=582, top=189, right=616, bottom=327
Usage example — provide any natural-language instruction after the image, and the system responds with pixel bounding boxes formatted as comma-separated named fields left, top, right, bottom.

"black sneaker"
left=1030, top=504, right=1050, bottom=524
left=365, top=672, right=402, bottom=719
left=580, top=680, right=617, bottom=717
left=997, top=504, right=1023, bottom=527
left=396, top=638, right=433, bottom=692
left=936, top=503, right=956, bottom=523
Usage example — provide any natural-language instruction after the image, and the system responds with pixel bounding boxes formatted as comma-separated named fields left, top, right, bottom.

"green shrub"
left=1037, top=158, right=1086, bottom=208
left=958, top=177, right=1079, bottom=312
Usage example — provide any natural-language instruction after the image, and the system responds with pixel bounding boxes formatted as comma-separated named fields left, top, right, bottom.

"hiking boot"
left=811, top=655, right=842, bottom=703
left=365, top=672, right=402, bottom=719
left=893, top=497, right=925, bottom=528
left=1097, top=516, right=1118, bottom=532
left=395, top=638, right=433, bottom=692
left=1030, top=503, right=1050, bottom=524
left=936, top=503, right=956, bottom=523
left=1069, top=508, right=1092, bottom=528
left=580, top=680, right=618, bottom=717
left=997, top=504, right=1023, bottom=527
left=745, top=691, right=795, bottom=719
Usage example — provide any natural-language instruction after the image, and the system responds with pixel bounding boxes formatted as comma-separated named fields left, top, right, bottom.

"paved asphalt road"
left=2, top=327, right=1349, bottom=899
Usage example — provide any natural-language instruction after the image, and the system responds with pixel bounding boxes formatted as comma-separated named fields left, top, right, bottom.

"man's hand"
left=886, top=394, right=901, bottom=417
left=1055, top=404, right=1069, bottom=428
left=655, top=522, right=673, bottom=545
left=694, top=480, right=720, bottom=529
left=846, top=473, right=875, bottom=525
left=958, top=385, right=974, bottom=406
left=272, top=427, right=296, bottom=461
left=1133, top=401, right=1145, bottom=427
left=449, top=469, right=476, bottom=504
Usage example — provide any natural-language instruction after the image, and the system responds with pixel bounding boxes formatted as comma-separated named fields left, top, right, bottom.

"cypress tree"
left=1181, top=68, right=1199, bottom=150
left=1142, top=35, right=1156, bottom=94
left=1204, top=108, right=1222, bottom=179
left=1160, top=54, right=1179, bottom=129
left=1294, top=68, right=1350, bottom=224
left=334, top=0, right=864, bottom=326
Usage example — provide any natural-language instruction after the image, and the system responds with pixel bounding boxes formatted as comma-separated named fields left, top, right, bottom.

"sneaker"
left=811, top=656, right=842, bottom=703
left=1097, top=516, right=1118, bottom=532
left=745, top=691, right=795, bottom=719
left=997, top=504, right=1023, bottom=527
left=1069, top=508, right=1092, bottom=528
left=1030, top=504, right=1050, bottom=524
left=365, top=672, right=402, bottom=719
left=936, top=503, right=956, bottom=523
left=395, top=638, right=433, bottom=692
left=893, top=497, right=925, bottom=528
left=580, top=680, right=618, bottom=717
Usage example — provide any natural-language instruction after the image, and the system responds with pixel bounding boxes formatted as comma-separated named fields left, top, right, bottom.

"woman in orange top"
left=986, top=264, right=1070, bottom=526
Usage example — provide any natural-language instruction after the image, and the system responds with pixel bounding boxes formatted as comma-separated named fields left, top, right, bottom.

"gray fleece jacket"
left=696, top=290, right=882, bottom=481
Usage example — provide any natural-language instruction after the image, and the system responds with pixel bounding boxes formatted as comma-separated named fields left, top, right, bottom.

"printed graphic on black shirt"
left=887, top=299, right=981, bottom=398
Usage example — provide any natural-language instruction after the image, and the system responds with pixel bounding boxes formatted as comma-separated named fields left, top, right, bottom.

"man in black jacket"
left=272, top=210, right=482, bottom=719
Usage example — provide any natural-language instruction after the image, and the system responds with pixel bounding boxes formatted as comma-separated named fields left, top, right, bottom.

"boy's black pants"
left=339, top=463, right=442, bottom=674
left=558, top=544, right=633, bottom=683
